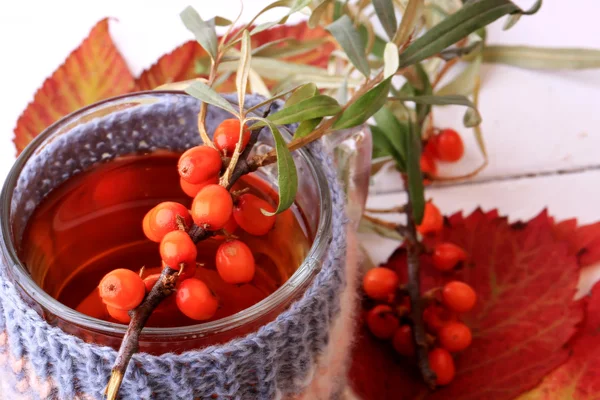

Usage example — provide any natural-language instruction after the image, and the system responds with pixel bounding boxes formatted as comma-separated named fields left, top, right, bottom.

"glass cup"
left=0, top=91, right=371, bottom=355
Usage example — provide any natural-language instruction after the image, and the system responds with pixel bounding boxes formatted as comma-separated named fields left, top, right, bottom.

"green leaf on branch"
left=333, top=78, right=392, bottom=130
left=373, top=0, right=398, bottom=40
left=248, top=0, right=312, bottom=35
left=285, top=83, right=318, bottom=107
left=438, top=41, right=483, bottom=61
left=406, top=118, right=425, bottom=224
left=185, top=81, right=239, bottom=116
left=394, top=0, right=423, bottom=47
left=383, top=43, right=400, bottom=79
left=503, top=0, right=542, bottom=30
left=248, top=118, right=298, bottom=215
left=483, top=45, right=600, bottom=70
left=391, top=94, right=482, bottom=127
left=436, top=54, right=482, bottom=96
left=268, top=95, right=341, bottom=124
left=373, top=106, right=408, bottom=169
left=398, top=0, right=541, bottom=68
left=295, top=118, right=322, bottom=139
left=236, top=30, right=252, bottom=116
left=358, top=217, right=404, bottom=241
left=309, top=0, right=334, bottom=28
left=180, top=6, right=219, bottom=62
left=371, top=124, right=406, bottom=171
left=327, top=15, right=371, bottom=78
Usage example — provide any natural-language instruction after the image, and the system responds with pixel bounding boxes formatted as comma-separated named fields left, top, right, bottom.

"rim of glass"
left=0, top=90, right=332, bottom=337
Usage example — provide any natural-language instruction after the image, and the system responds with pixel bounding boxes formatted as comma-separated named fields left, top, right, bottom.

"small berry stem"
left=404, top=203, right=437, bottom=390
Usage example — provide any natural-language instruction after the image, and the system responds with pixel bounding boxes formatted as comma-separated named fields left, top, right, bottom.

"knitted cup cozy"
left=0, top=94, right=352, bottom=400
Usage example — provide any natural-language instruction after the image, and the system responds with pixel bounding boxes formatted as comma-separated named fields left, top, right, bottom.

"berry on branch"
left=191, top=184, right=234, bottom=230
left=420, top=152, right=438, bottom=176
left=176, top=278, right=219, bottom=321
left=432, top=242, right=467, bottom=271
left=98, top=269, right=145, bottom=310
left=423, top=305, right=458, bottom=334
left=180, top=176, right=219, bottom=198
left=417, top=202, right=443, bottom=235
left=159, top=230, right=198, bottom=270
left=435, top=129, right=464, bottom=162
left=392, top=325, right=416, bottom=356
left=106, top=305, right=131, bottom=324
left=233, top=193, right=276, bottom=236
left=143, top=202, right=192, bottom=243
left=362, top=267, right=399, bottom=302
left=213, top=118, right=251, bottom=156
left=215, top=240, right=256, bottom=284
left=178, top=145, right=222, bottom=184
left=428, top=348, right=456, bottom=385
left=438, top=321, right=472, bottom=352
left=442, top=281, right=477, bottom=313
left=366, top=305, right=399, bottom=339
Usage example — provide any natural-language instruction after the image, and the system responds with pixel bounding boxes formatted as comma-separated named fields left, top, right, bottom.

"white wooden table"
left=0, top=0, right=599, bottom=296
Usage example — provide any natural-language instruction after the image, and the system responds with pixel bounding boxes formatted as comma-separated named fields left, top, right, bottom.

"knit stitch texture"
left=0, top=94, right=348, bottom=399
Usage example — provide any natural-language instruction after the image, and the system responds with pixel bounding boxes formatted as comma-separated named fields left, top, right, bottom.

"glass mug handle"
left=153, top=81, right=373, bottom=229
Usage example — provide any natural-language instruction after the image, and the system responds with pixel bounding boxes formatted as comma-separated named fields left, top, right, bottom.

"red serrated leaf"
left=552, top=219, right=600, bottom=267
left=13, top=19, right=135, bottom=155
left=135, top=21, right=334, bottom=91
left=517, top=282, right=600, bottom=400
left=350, top=209, right=585, bottom=400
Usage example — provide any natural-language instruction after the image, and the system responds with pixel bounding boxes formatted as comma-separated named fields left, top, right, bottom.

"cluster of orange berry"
left=420, top=128, right=464, bottom=178
left=96, top=119, right=277, bottom=324
left=362, top=201, right=476, bottom=386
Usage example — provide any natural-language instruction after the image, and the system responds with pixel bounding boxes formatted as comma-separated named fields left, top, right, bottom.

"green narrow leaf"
left=248, top=69, right=271, bottom=98
left=383, top=42, right=400, bottom=79
left=209, top=16, right=233, bottom=26
left=180, top=6, right=218, bottom=62
left=333, top=78, right=392, bottom=130
left=370, top=124, right=406, bottom=171
left=285, top=83, right=318, bottom=107
left=438, top=41, right=482, bottom=61
left=327, top=15, right=371, bottom=78
left=398, top=0, right=541, bottom=68
left=253, top=38, right=329, bottom=59
left=436, top=54, right=482, bottom=96
left=394, top=0, right=423, bottom=47
left=236, top=31, right=252, bottom=116
left=295, top=118, right=322, bottom=139
left=373, top=106, right=408, bottom=167
left=269, top=95, right=341, bottom=125
left=373, top=0, right=398, bottom=40
left=309, top=0, right=333, bottom=28
left=406, top=118, right=425, bottom=224
left=249, top=0, right=311, bottom=35
left=472, top=77, right=488, bottom=159
left=248, top=118, right=298, bottom=215
left=392, top=94, right=482, bottom=127
left=483, top=45, right=600, bottom=70
left=185, top=81, right=238, bottom=116
left=503, top=0, right=542, bottom=29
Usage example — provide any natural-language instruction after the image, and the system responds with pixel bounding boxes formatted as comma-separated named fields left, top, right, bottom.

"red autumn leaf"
left=552, top=218, right=600, bottom=266
left=350, top=209, right=584, bottom=400
left=517, top=282, right=600, bottom=400
left=135, top=21, right=334, bottom=91
left=13, top=19, right=135, bottom=155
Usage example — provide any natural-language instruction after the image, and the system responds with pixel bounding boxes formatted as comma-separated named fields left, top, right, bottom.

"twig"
left=106, top=266, right=179, bottom=400
left=404, top=204, right=437, bottom=390
left=362, top=214, right=400, bottom=231
left=364, top=205, right=407, bottom=214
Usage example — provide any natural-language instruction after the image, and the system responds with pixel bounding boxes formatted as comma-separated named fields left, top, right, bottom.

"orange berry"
left=432, top=243, right=467, bottom=271
left=142, top=273, right=178, bottom=314
left=438, top=322, right=472, bottom=352
left=106, top=305, right=131, bottom=324
left=362, top=267, right=399, bottom=302
left=423, top=305, right=458, bottom=334
left=143, top=202, right=192, bottom=243
left=392, top=325, right=415, bottom=356
left=160, top=230, right=197, bottom=269
left=98, top=269, right=145, bottom=310
left=213, top=118, right=251, bottom=156
left=442, top=281, right=477, bottom=313
left=435, top=129, right=464, bottom=162
left=428, top=348, right=455, bottom=385
left=424, top=138, right=439, bottom=159
left=417, top=202, right=443, bottom=235
left=143, top=273, right=161, bottom=293
left=233, top=193, right=276, bottom=236
left=215, top=240, right=256, bottom=284
left=178, top=145, right=222, bottom=184
left=180, top=176, right=219, bottom=198
left=366, top=305, right=399, bottom=339
left=191, top=184, right=233, bottom=230
left=176, top=278, right=219, bottom=321
left=420, top=152, right=437, bottom=176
